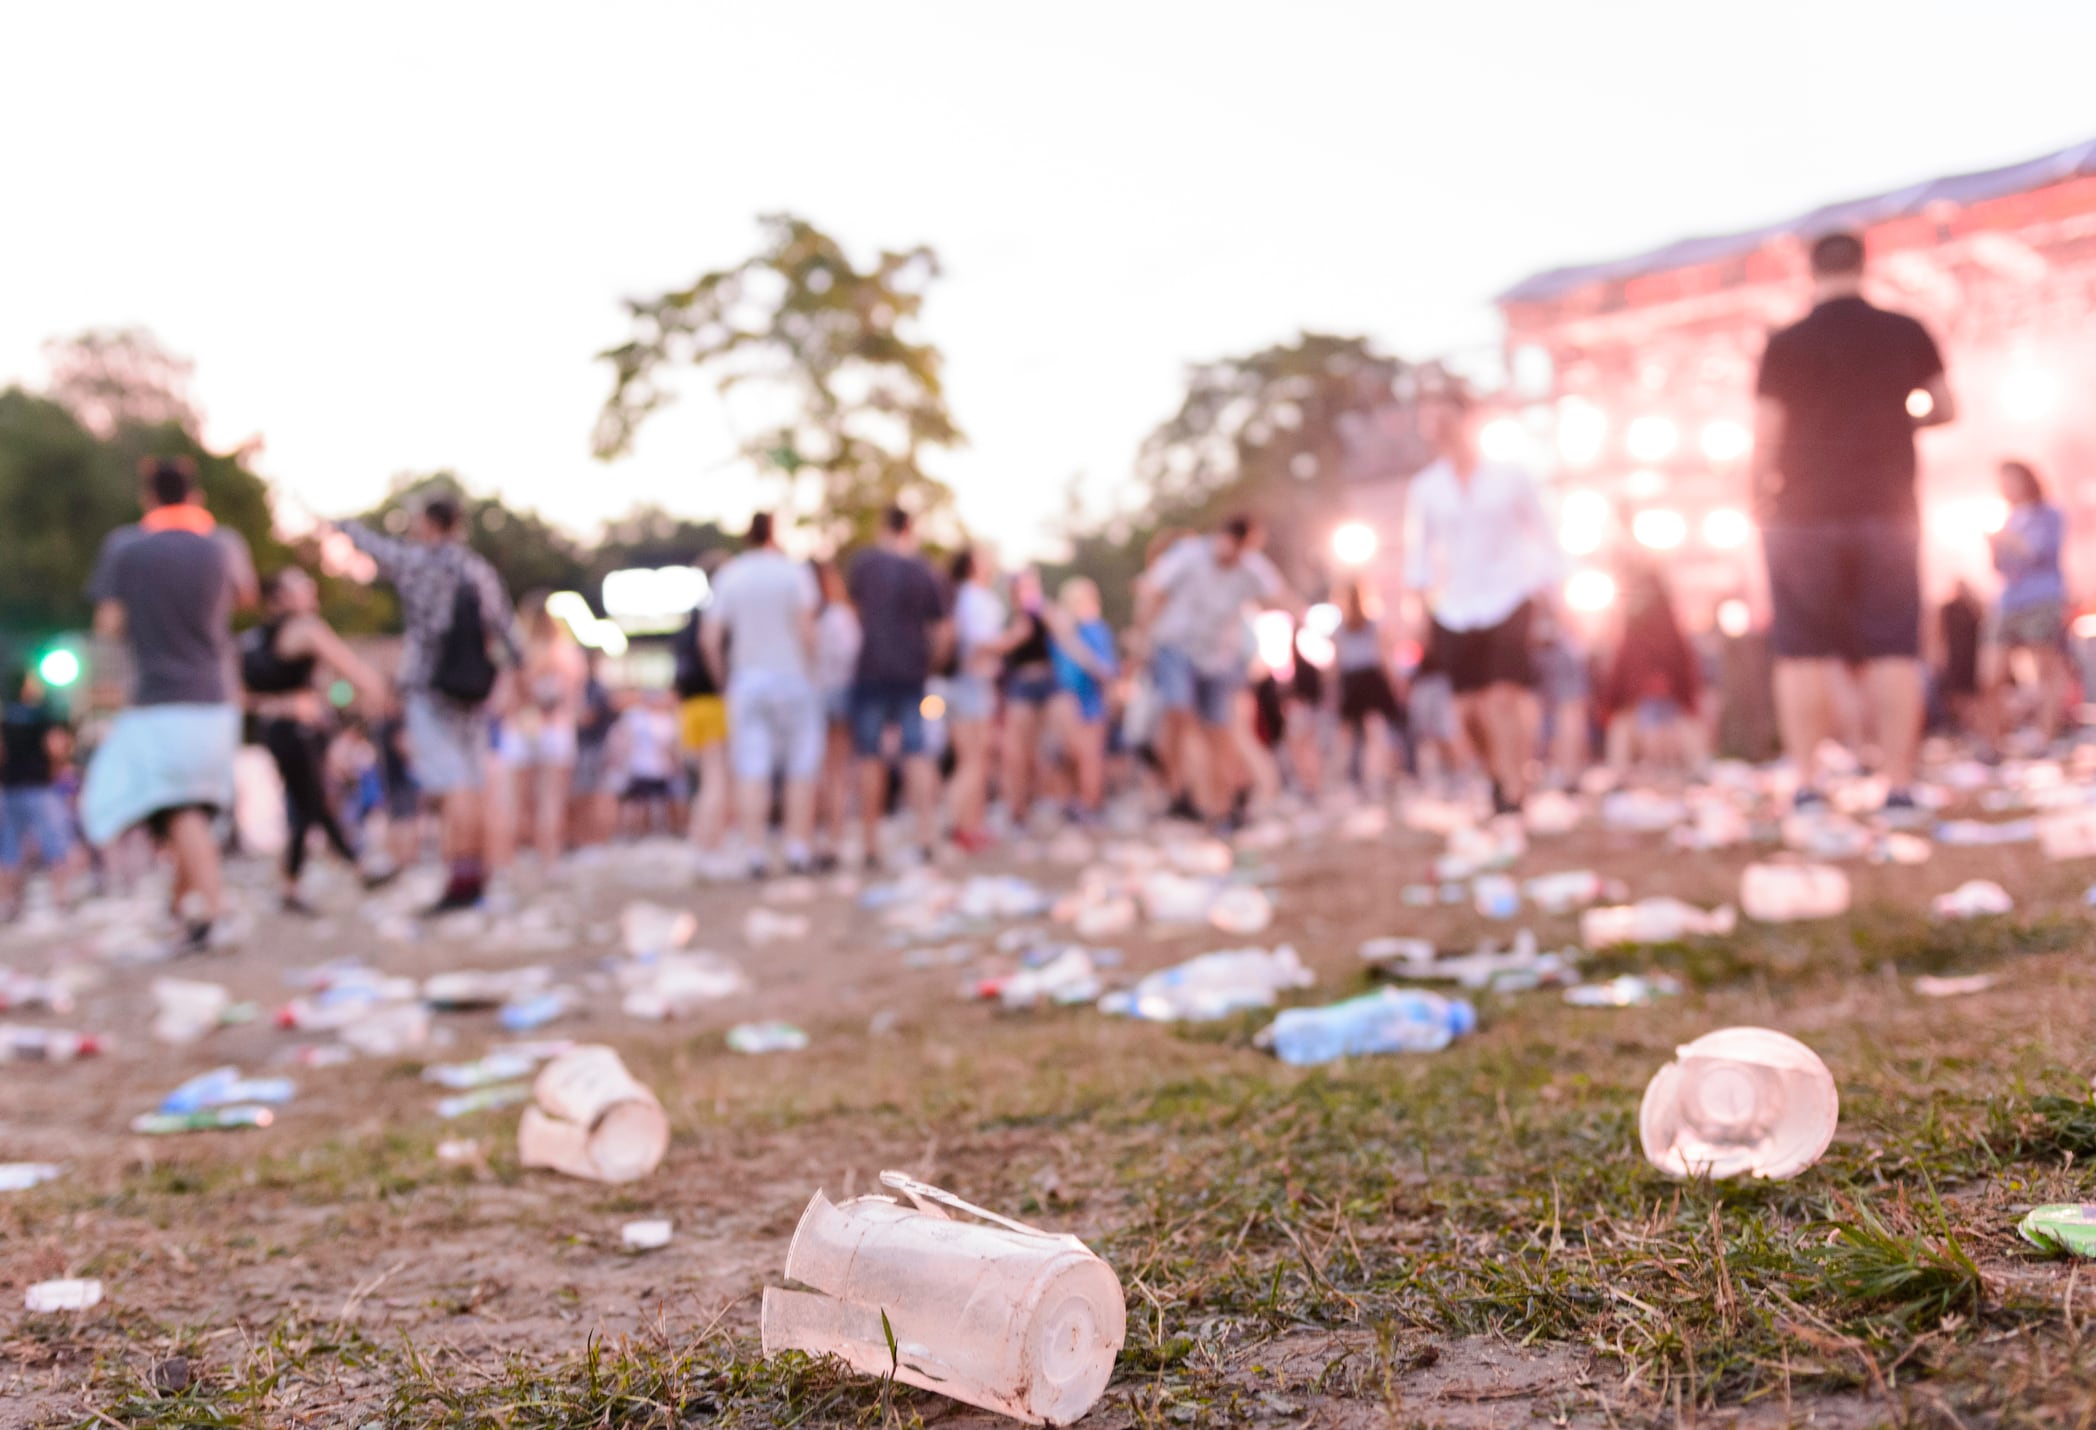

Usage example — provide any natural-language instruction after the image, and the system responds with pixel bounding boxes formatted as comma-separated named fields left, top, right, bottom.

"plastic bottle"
left=1099, top=946, right=1313, bottom=1022
left=1738, top=863, right=1850, bottom=923
left=1472, top=874, right=1520, bottom=920
left=1580, top=899, right=1737, bottom=948
left=1639, top=1026, right=1838, bottom=1180
left=159, top=1067, right=296, bottom=1114
left=0, top=1026, right=103, bottom=1063
left=761, top=1171, right=1124, bottom=1425
left=1260, top=988, right=1477, bottom=1066
left=435, top=1084, right=532, bottom=1119
left=498, top=990, right=570, bottom=1032
left=131, top=1106, right=276, bottom=1135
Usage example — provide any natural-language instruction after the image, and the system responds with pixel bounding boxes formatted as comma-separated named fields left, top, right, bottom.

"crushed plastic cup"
left=1869, top=832, right=1933, bottom=866
left=1072, top=895, right=1137, bottom=941
left=1366, top=930, right=1575, bottom=991
left=0, top=1162, right=64, bottom=1192
left=2018, top=1204, right=2096, bottom=1257
left=1138, top=871, right=1218, bottom=925
left=25, top=1278, right=103, bottom=1312
left=1914, top=974, right=1995, bottom=998
left=622, top=1218, right=673, bottom=1251
left=744, top=908, right=812, bottom=946
left=761, top=1171, right=1124, bottom=1426
left=618, top=952, right=751, bottom=1019
left=517, top=1045, right=669, bottom=1184
left=151, top=978, right=230, bottom=1045
left=1523, top=870, right=1612, bottom=915
left=726, top=1020, right=810, bottom=1054
left=1739, top=863, right=1850, bottom=923
left=1933, top=879, right=2013, bottom=919
left=2040, top=806, right=2096, bottom=861
left=620, top=902, right=698, bottom=957
left=1206, top=884, right=1273, bottom=935
left=1639, top=1027, right=1839, bottom=1180
left=1581, top=899, right=1737, bottom=949
left=1522, top=789, right=1582, bottom=836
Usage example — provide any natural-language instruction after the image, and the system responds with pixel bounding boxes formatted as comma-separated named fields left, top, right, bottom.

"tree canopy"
left=593, top=214, right=964, bottom=549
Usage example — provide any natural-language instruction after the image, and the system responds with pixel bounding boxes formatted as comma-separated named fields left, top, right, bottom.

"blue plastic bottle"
left=1264, top=989, right=1478, bottom=1066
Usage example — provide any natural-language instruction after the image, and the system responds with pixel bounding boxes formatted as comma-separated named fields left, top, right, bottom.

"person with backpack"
left=338, top=494, right=520, bottom=913
left=241, top=565, right=395, bottom=912
left=671, top=550, right=732, bottom=860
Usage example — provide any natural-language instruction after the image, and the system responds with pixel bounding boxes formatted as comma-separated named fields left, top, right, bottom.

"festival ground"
left=5, top=782, right=2096, bottom=1429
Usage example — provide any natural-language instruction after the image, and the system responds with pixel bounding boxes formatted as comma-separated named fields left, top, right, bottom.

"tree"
left=593, top=214, right=964, bottom=549
left=586, top=504, right=734, bottom=591
left=43, top=328, right=202, bottom=440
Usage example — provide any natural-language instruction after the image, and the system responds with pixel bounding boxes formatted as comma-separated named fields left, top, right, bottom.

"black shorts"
left=1429, top=601, right=1535, bottom=696
left=1764, top=519, right=1921, bottom=661
left=1338, top=668, right=1403, bottom=727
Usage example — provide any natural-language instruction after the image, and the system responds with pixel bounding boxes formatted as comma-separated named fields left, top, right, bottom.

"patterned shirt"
left=342, top=523, right=521, bottom=690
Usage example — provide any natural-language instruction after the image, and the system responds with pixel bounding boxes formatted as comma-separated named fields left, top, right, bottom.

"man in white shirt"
left=1137, top=515, right=1300, bottom=824
left=1403, top=384, right=1564, bottom=816
left=704, top=512, right=822, bottom=876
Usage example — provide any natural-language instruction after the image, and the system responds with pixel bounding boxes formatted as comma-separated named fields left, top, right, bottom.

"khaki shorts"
left=679, top=695, right=727, bottom=752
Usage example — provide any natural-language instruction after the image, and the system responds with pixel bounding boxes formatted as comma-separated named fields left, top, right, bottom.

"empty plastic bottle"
left=0, top=1026, right=103, bottom=1063
left=1099, top=946, right=1312, bottom=1022
left=1260, top=988, right=1477, bottom=1066
left=159, top=1067, right=295, bottom=1114
left=131, top=1106, right=276, bottom=1135
left=761, top=1171, right=1124, bottom=1425
left=1639, top=1026, right=1838, bottom=1180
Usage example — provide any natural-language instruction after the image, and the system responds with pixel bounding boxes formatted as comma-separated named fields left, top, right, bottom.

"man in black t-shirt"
left=1753, top=231, right=1955, bottom=812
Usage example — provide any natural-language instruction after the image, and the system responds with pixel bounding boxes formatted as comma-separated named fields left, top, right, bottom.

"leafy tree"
left=43, top=328, right=202, bottom=439
left=593, top=214, right=964, bottom=549
left=1127, top=332, right=1422, bottom=590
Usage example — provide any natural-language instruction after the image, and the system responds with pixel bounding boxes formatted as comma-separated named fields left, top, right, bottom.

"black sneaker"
left=1792, top=786, right=1829, bottom=813
left=169, top=920, right=216, bottom=958
left=360, top=864, right=403, bottom=892
left=1165, top=795, right=1201, bottom=823
left=422, top=883, right=484, bottom=917
left=281, top=894, right=320, bottom=918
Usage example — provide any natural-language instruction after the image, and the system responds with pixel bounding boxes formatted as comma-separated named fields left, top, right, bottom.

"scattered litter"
left=0, top=1026, right=103, bottom=1062
left=1781, top=811, right=1872, bottom=861
left=517, top=1045, right=668, bottom=1184
left=1934, top=879, right=2013, bottom=919
left=0, top=1163, right=63, bottom=1192
left=1206, top=884, right=1273, bottom=935
left=436, top=1084, right=532, bottom=1119
left=1869, top=832, right=1933, bottom=865
left=424, top=968, right=550, bottom=1011
left=1099, top=946, right=1313, bottom=1022
left=727, top=1020, right=811, bottom=1054
left=424, top=1048, right=563, bottom=1089
left=2039, top=806, right=2096, bottom=861
left=1524, top=870, right=1617, bottom=915
left=1138, top=871, right=1220, bottom=925
left=1914, top=974, right=1996, bottom=998
left=980, top=948, right=1103, bottom=1010
left=1523, top=789, right=1582, bottom=836
left=744, top=908, right=812, bottom=946
left=1565, top=974, right=1683, bottom=1007
left=1639, top=1026, right=1838, bottom=1180
left=1739, top=863, right=1851, bottom=923
left=1601, top=789, right=1689, bottom=833
left=1358, top=936, right=1436, bottom=965
left=159, top=1067, right=295, bottom=1114
left=1582, top=899, right=1738, bottom=948
left=151, top=978, right=231, bottom=1044
left=618, top=952, right=751, bottom=1019
left=25, top=1279, right=103, bottom=1313
left=0, top=969, right=81, bottom=1014
left=1364, top=930, right=1576, bottom=991
left=1933, top=818, right=2037, bottom=847
left=435, top=1138, right=484, bottom=1165
left=1472, top=874, right=1519, bottom=920
left=131, top=1106, right=275, bottom=1135
left=499, top=989, right=572, bottom=1032
left=1257, top=988, right=1476, bottom=1065
left=761, top=1170, right=1124, bottom=1425
left=1435, top=821, right=1525, bottom=880
left=338, top=1002, right=434, bottom=1056
left=2019, top=1204, right=2096, bottom=1257
left=621, top=902, right=698, bottom=956
left=622, top=1218, right=673, bottom=1251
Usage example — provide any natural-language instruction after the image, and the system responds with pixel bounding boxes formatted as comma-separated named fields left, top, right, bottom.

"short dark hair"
left=1221, top=514, right=1257, bottom=543
left=140, top=456, right=196, bottom=507
left=950, top=548, right=977, bottom=585
left=2002, top=459, right=2044, bottom=504
left=422, top=495, right=461, bottom=534
left=1810, top=231, right=1866, bottom=277
left=747, top=511, right=775, bottom=548
left=883, top=506, right=912, bottom=536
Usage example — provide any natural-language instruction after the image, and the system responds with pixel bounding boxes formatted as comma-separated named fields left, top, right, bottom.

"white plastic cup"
left=762, top=1172, right=1124, bottom=1425
left=1739, top=863, right=1851, bottom=923
left=518, top=1045, right=668, bottom=1184
left=1639, top=1027, right=1839, bottom=1180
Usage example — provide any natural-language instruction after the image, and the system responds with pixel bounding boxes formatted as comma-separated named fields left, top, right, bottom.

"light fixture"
left=1700, top=420, right=1751, bottom=463
left=1330, top=521, right=1379, bottom=567
left=1632, top=508, right=1687, bottom=551
left=1702, top=508, right=1753, bottom=550
left=1564, top=569, right=1617, bottom=613
left=1626, top=416, right=1679, bottom=464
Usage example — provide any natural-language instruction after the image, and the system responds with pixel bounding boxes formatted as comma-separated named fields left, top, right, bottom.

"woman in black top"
left=997, top=568, right=1058, bottom=823
left=243, top=567, right=393, bottom=912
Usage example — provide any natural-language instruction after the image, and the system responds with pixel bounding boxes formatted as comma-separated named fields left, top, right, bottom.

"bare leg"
left=903, top=755, right=939, bottom=850
left=736, top=779, right=771, bottom=865
left=948, top=720, right=990, bottom=835
left=783, top=777, right=818, bottom=858
left=1772, top=658, right=1835, bottom=786
left=1480, top=683, right=1533, bottom=804
left=1002, top=704, right=1040, bottom=821
left=165, top=808, right=223, bottom=924
left=858, top=758, right=887, bottom=855
left=1863, top=657, right=1924, bottom=789
left=536, top=765, right=571, bottom=865
left=820, top=721, right=852, bottom=852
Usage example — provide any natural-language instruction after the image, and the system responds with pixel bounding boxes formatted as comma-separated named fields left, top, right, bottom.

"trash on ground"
left=1472, top=874, right=1519, bottom=920
left=618, top=951, right=752, bottom=1019
left=1781, top=811, right=1872, bottom=861
left=436, top=1084, right=532, bottom=1119
left=727, top=1020, right=811, bottom=1054
left=1869, top=832, right=1933, bottom=865
left=151, top=978, right=231, bottom=1044
left=0, top=969, right=81, bottom=1014
left=622, top=1218, right=673, bottom=1251
left=0, top=1162, right=64, bottom=1192
left=1364, top=930, right=1576, bottom=991
left=1601, top=789, right=1689, bottom=833
left=131, top=1106, right=276, bottom=1135
left=1358, top=936, right=1436, bottom=965
left=338, top=1001, right=435, bottom=1056
left=517, top=1045, right=668, bottom=1184
left=159, top=1067, right=296, bottom=1113
left=1, top=1025, right=103, bottom=1062
left=498, top=989, right=572, bottom=1031
left=1523, top=789, right=1582, bottom=836
left=1934, top=879, right=2014, bottom=919
left=1581, top=898, right=1738, bottom=948
left=744, top=908, right=812, bottom=946
left=1098, top=946, right=1313, bottom=1022
left=1739, top=862, right=1851, bottom=923
left=620, top=901, right=698, bottom=956
left=1257, top=987, right=1476, bottom=1065
left=1206, top=884, right=1273, bottom=934
left=761, top=1170, right=1124, bottom=1425
left=1913, top=973, right=1997, bottom=998
left=25, top=1278, right=103, bottom=1312
left=981, top=947, right=1104, bottom=1010
left=2018, top=1203, right=2096, bottom=1257
left=1524, top=869, right=1618, bottom=914
left=436, top=1137, right=484, bottom=1165
left=1565, top=973, right=1684, bottom=1007
left=1639, top=1026, right=1838, bottom=1180
left=1934, top=818, right=2037, bottom=846
left=2039, top=806, right=2096, bottom=861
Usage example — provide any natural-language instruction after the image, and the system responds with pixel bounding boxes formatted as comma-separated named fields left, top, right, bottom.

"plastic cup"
left=1639, top=1027, right=1838, bottom=1180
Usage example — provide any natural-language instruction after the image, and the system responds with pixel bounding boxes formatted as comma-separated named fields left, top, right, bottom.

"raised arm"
left=293, top=616, right=392, bottom=710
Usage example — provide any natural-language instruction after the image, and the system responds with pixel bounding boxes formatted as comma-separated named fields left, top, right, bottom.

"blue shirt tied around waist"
left=1052, top=620, right=1119, bottom=722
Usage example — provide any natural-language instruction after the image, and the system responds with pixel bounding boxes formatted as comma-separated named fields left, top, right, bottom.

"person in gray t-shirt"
left=80, top=458, right=258, bottom=955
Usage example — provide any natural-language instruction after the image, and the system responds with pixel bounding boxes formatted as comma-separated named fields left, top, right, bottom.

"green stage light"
left=37, top=648, right=81, bottom=688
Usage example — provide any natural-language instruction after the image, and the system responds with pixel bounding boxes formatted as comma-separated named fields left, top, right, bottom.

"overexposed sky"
left=5, top=1, right=2093, bottom=555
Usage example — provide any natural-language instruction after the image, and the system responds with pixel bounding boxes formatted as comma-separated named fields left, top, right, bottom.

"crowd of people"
left=0, top=228, right=2080, bottom=941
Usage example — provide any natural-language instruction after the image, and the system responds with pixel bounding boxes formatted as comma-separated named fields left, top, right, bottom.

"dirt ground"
left=5, top=776, right=2096, bottom=1427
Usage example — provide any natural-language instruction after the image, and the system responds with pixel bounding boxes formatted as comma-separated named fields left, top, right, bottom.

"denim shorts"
left=1151, top=646, right=1241, bottom=728
left=944, top=673, right=995, bottom=724
left=0, top=786, right=72, bottom=869
left=849, top=681, right=928, bottom=759
left=1764, top=519, right=1921, bottom=661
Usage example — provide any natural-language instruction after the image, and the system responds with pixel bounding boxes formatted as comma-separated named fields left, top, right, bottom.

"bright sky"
left=6, top=2, right=2092, bottom=556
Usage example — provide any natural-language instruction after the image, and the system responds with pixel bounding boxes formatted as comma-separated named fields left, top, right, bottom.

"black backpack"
left=671, top=608, right=717, bottom=699
left=430, top=556, right=498, bottom=705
